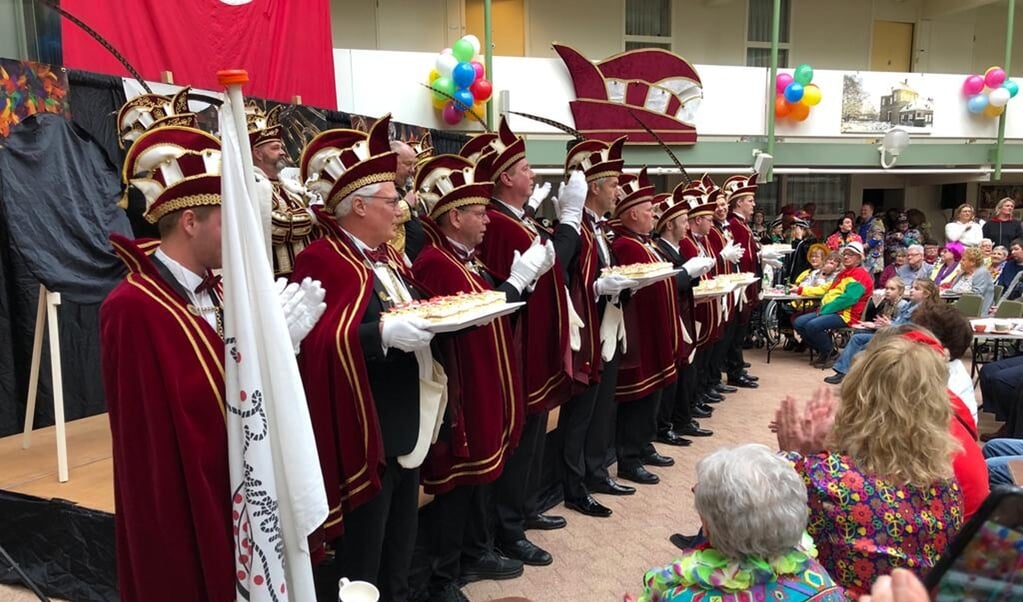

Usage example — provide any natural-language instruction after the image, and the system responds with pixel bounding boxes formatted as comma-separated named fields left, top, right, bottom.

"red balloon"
left=471, top=60, right=485, bottom=80
left=442, top=101, right=463, bottom=125
left=470, top=78, right=493, bottom=102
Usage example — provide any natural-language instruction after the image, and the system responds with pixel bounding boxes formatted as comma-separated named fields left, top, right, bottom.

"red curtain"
left=61, top=0, right=337, bottom=109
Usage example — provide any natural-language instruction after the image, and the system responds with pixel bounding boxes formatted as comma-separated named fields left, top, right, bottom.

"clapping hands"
left=772, top=387, right=837, bottom=455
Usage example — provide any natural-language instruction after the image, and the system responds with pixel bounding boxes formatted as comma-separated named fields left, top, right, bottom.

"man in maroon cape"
left=408, top=153, right=558, bottom=601
left=471, top=117, right=580, bottom=567
left=608, top=168, right=682, bottom=486
left=293, top=116, right=436, bottom=601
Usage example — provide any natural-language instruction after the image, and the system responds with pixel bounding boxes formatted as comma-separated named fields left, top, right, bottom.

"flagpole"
left=218, top=70, right=259, bottom=201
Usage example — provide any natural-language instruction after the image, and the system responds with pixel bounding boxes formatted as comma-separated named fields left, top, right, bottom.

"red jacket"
left=948, top=391, right=989, bottom=521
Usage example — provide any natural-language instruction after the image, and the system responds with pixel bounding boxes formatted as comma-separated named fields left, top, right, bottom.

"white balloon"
left=441, top=47, right=453, bottom=55
left=436, top=53, right=458, bottom=77
left=463, top=34, right=482, bottom=56
left=990, top=87, right=1012, bottom=107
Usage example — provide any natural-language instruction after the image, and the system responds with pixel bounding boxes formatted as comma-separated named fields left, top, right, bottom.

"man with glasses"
left=792, top=241, right=874, bottom=368
left=896, top=244, right=931, bottom=283
left=389, top=139, right=427, bottom=259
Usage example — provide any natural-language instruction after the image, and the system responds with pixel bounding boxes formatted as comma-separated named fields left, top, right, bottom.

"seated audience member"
left=980, top=237, right=994, bottom=263
left=822, top=276, right=922, bottom=385
left=978, top=344, right=1023, bottom=440
left=825, top=216, right=862, bottom=251
left=996, top=238, right=1023, bottom=300
left=632, top=444, right=845, bottom=602
left=792, top=242, right=873, bottom=367
left=884, top=213, right=919, bottom=259
left=950, top=246, right=995, bottom=314
left=944, top=203, right=983, bottom=247
left=775, top=336, right=963, bottom=599
left=878, top=248, right=906, bottom=287
left=982, top=438, right=1023, bottom=487
left=863, top=220, right=886, bottom=284
left=896, top=313, right=987, bottom=520
left=989, top=244, right=1008, bottom=281
left=779, top=248, right=836, bottom=337
left=895, top=245, right=930, bottom=284
left=923, top=239, right=941, bottom=265
left=930, top=242, right=963, bottom=290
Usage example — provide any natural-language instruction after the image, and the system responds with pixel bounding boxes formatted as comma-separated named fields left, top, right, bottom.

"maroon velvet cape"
left=412, top=238, right=524, bottom=494
left=101, top=235, right=234, bottom=602
left=609, top=227, right=680, bottom=401
left=728, top=213, right=761, bottom=319
left=566, top=221, right=604, bottom=390
left=291, top=215, right=397, bottom=540
left=476, top=207, right=571, bottom=414
left=680, top=234, right=722, bottom=348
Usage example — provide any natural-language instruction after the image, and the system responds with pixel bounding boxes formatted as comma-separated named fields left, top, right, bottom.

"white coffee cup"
left=338, top=577, right=380, bottom=602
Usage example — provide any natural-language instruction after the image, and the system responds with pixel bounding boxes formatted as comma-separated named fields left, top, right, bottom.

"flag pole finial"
left=217, top=69, right=250, bottom=86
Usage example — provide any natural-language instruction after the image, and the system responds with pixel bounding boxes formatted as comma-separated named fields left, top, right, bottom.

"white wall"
left=526, top=0, right=623, bottom=59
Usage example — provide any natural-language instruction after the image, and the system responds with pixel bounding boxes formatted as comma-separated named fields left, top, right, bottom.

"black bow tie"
left=194, top=273, right=222, bottom=294
left=365, top=246, right=390, bottom=264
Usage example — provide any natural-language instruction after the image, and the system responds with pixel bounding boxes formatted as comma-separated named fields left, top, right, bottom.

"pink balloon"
left=986, top=67, right=1007, bottom=89
left=442, top=101, right=463, bottom=125
left=963, top=74, right=985, bottom=96
left=471, top=60, right=485, bottom=81
left=776, top=73, right=793, bottom=94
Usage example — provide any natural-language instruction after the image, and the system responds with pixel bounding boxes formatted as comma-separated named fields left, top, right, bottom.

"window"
left=746, top=0, right=790, bottom=68
left=625, top=0, right=671, bottom=51
left=783, top=175, right=849, bottom=219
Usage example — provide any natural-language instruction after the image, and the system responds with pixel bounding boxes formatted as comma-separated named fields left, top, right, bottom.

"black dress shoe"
left=691, top=404, right=713, bottom=418
left=704, top=389, right=724, bottom=402
left=740, top=372, right=759, bottom=382
left=459, top=550, right=524, bottom=584
left=565, top=494, right=613, bottom=517
left=823, top=372, right=845, bottom=385
left=669, top=533, right=701, bottom=551
left=678, top=421, right=713, bottom=437
left=497, top=539, right=552, bottom=566
left=743, top=361, right=751, bottom=368
left=714, top=383, right=738, bottom=393
left=524, top=513, right=566, bottom=531
left=656, top=429, right=692, bottom=446
left=727, top=375, right=759, bottom=388
left=619, top=465, right=660, bottom=484
left=699, top=393, right=722, bottom=405
left=432, top=583, right=471, bottom=602
left=641, top=451, right=675, bottom=467
left=587, top=477, right=635, bottom=496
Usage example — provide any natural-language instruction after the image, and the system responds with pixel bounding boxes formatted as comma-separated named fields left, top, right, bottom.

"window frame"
left=623, top=0, right=672, bottom=52
left=745, top=0, right=792, bottom=68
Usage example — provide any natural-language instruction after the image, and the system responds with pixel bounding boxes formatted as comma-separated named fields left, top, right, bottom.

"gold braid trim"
left=144, top=193, right=222, bottom=223
left=429, top=196, right=491, bottom=220
left=490, top=151, right=526, bottom=182
left=586, top=169, right=622, bottom=184
left=326, top=171, right=397, bottom=211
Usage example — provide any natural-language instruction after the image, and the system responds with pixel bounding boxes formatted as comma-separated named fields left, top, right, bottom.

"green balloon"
left=431, top=76, right=455, bottom=101
left=452, top=39, right=475, bottom=63
left=794, top=63, right=814, bottom=85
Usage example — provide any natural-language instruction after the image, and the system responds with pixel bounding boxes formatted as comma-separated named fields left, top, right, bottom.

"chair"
left=995, top=300, right=1023, bottom=318
left=953, top=294, right=983, bottom=317
left=994, top=284, right=1005, bottom=305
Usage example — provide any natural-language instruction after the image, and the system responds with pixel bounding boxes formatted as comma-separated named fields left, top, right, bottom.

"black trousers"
left=493, top=411, right=547, bottom=544
left=616, top=389, right=662, bottom=472
left=559, top=382, right=600, bottom=500
left=662, top=362, right=695, bottom=431
left=408, top=484, right=486, bottom=599
left=726, top=311, right=752, bottom=378
left=694, top=345, right=714, bottom=395
left=322, top=458, right=419, bottom=602
left=710, top=315, right=739, bottom=385
left=584, top=351, right=621, bottom=483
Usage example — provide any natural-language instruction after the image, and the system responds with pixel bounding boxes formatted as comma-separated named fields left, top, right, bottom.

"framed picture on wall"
left=978, top=183, right=1023, bottom=219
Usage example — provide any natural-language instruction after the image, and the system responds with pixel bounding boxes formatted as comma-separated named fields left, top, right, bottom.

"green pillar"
left=995, top=0, right=1016, bottom=180
left=764, top=0, right=782, bottom=183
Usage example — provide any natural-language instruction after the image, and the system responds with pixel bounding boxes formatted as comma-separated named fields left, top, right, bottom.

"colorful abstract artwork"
left=0, top=59, right=71, bottom=138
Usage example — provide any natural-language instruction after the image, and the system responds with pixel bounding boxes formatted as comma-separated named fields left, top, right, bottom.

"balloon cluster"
left=774, top=64, right=821, bottom=122
left=963, top=66, right=1018, bottom=118
left=428, top=34, right=493, bottom=125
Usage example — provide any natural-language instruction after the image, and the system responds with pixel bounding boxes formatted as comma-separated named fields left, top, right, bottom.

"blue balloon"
left=784, top=82, right=804, bottom=103
left=453, top=87, right=475, bottom=111
left=1005, top=80, right=1020, bottom=98
left=452, top=62, right=476, bottom=88
left=967, top=94, right=989, bottom=114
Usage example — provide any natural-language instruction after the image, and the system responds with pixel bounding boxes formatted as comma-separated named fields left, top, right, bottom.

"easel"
left=21, top=284, right=69, bottom=483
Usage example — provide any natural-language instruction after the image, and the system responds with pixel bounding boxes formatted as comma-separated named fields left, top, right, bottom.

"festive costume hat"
left=416, top=154, right=493, bottom=221
left=117, top=87, right=197, bottom=150
left=299, top=114, right=397, bottom=211
left=564, top=136, right=626, bottom=183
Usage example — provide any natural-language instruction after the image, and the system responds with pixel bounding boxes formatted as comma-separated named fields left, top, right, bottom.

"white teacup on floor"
left=338, top=577, right=380, bottom=602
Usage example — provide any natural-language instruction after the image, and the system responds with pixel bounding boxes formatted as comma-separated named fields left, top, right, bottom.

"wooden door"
left=466, top=0, right=525, bottom=56
left=871, top=20, right=914, bottom=72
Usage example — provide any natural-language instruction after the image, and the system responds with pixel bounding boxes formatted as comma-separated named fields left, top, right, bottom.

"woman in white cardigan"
left=945, top=203, right=983, bottom=246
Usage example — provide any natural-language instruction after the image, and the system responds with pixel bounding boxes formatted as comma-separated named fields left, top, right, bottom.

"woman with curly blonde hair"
left=775, top=334, right=963, bottom=599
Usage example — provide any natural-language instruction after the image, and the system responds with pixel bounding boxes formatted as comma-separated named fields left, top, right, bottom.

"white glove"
left=594, top=273, right=638, bottom=298
left=506, top=237, right=552, bottom=293
left=760, top=248, right=783, bottom=261
left=555, top=171, right=587, bottom=231
left=277, top=277, right=328, bottom=354
left=682, top=256, right=716, bottom=279
left=599, top=302, right=626, bottom=361
left=566, top=289, right=584, bottom=352
left=381, top=315, right=435, bottom=352
left=527, top=182, right=552, bottom=212
left=721, top=243, right=744, bottom=263
left=763, top=256, right=783, bottom=269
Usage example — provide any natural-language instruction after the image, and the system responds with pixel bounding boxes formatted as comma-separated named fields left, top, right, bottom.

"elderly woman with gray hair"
left=630, top=444, right=845, bottom=602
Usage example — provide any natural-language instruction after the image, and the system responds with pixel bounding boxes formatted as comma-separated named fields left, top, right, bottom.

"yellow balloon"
left=432, top=95, right=447, bottom=110
left=428, top=69, right=440, bottom=83
left=471, top=100, right=487, bottom=115
left=984, top=104, right=1005, bottom=118
left=802, top=84, right=822, bottom=106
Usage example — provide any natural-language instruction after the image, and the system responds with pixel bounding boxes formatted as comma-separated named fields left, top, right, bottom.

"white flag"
left=220, top=93, right=328, bottom=602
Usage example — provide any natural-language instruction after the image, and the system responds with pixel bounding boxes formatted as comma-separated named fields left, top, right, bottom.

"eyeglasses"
left=364, top=194, right=401, bottom=207
left=457, top=206, right=488, bottom=218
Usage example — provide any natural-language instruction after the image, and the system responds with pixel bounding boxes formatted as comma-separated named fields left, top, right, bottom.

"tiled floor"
left=1, top=346, right=998, bottom=601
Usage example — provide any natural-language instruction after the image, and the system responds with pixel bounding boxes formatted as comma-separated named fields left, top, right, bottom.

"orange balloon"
left=774, top=95, right=791, bottom=118
left=984, top=104, right=1005, bottom=118
left=790, top=101, right=810, bottom=121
